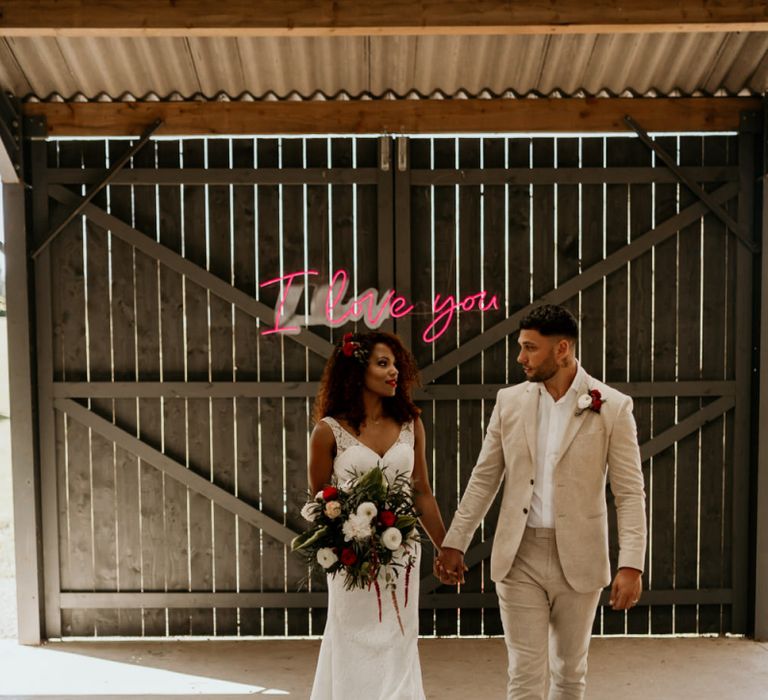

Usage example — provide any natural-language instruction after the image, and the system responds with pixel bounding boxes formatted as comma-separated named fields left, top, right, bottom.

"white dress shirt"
left=526, top=362, right=588, bottom=529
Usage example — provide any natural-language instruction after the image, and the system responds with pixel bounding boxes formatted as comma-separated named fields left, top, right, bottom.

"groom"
left=437, top=304, right=646, bottom=699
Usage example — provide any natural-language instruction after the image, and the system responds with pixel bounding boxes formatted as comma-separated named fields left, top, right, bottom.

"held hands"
left=609, top=567, right=643, bottom=610
left=434, top=547, right=469, bottom=586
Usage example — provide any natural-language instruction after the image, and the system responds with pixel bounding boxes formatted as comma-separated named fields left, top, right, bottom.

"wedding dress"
left=310, top=416, right=426, bottom=700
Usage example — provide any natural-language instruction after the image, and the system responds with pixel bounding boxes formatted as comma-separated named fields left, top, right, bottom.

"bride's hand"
left=434, top=548, right=467, bottom=585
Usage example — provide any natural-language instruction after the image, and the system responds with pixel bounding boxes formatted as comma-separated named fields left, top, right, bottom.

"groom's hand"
left=609, top=567, right=643, bottom=610
left=435, top=547, right=467, bottom=585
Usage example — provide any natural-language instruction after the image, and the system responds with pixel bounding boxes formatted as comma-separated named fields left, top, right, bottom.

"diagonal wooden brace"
left=32, top=118, right=163, bottom=258
left=624, top=114, right=759, bottom=255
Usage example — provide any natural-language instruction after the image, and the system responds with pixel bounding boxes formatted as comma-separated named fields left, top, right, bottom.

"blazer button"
left=523, top=508, right=528, bottom=514
left=530, top=479, right=534, bottom=485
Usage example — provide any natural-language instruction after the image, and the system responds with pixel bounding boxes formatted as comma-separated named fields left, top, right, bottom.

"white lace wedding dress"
left=310, top=416, right=426, bottom=700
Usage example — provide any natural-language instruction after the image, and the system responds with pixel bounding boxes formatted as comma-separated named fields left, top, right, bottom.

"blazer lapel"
left=522, top=384, right=540, bottom=465
left=554, top=371, right=592, bottom=467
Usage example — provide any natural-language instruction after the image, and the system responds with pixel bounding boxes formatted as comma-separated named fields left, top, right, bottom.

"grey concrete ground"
left=0, top=637, right=767, bottom=698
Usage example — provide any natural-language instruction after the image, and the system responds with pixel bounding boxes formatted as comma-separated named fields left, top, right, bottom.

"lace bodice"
left=321, top=416, right=415, bottom=483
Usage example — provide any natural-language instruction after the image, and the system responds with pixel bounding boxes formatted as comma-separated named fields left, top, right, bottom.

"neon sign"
left=260, top=269, right=499, bottom=344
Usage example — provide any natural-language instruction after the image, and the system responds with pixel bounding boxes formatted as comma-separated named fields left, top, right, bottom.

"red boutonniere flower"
left=575, top=388, right=606, bottom=416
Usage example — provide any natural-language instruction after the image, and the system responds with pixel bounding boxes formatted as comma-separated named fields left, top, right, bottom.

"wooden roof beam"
left=23, top=98, right=762, bottom=137
left=2, top=0, right=768, bottom=37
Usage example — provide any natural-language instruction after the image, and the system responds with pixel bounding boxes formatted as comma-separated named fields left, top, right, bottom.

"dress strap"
left=400, top=419, right=415, bottom=447
left=320, top=416, right=359, bottom=454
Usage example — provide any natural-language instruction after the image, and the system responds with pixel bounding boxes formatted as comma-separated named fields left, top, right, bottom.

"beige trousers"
left=495, top=527, right=601, bottom=700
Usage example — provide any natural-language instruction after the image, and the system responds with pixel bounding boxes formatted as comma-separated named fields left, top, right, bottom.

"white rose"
left=342, top=513, right=373, bottom=542
left=314, top=491, right=324, bottom=501
left=381, top=527, right=403, bottom=550
left=316, top=547, right=338, bottom=569
left=301, top=502, right=319, bottom=522
left=356, top=501, right=378, bottom=520
left=577, top=394, right=593, bottom=410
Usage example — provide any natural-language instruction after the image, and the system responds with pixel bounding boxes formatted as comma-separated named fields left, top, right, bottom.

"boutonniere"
left=575, top=388, right=605, bottom=416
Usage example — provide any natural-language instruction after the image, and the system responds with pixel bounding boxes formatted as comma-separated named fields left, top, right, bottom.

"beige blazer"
left=442, top=370, right=647, bottom=592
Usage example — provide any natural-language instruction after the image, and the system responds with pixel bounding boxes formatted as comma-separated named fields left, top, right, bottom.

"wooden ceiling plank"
left=23, top=97, right=762, bottom=136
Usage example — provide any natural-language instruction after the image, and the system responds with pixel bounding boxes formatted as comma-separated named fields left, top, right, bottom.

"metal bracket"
left=31, top=118, right=163, bottom=258
left=379, top=136, right=390, bottom=172
left=397, top=136, right=408, bottom=172
left=0, top=91, right=23, bottom=183
left=624, top=114, right=760, bottom=255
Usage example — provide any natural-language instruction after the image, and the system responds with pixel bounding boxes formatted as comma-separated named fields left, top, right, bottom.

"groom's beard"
left=522, top=355, right=558, bottom=383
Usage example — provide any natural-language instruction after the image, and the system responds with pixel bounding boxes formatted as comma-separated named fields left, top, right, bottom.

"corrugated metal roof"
left=3, top=32, right=767, bottom=101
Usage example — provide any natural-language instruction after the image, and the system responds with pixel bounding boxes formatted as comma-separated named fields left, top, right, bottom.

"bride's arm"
left=411, top=416, right=447, bottom=549
left=308, top=421, right=336, bottom=494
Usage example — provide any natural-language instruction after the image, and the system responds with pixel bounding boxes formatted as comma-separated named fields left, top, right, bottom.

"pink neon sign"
left=260, top=268, right=499, bottom=344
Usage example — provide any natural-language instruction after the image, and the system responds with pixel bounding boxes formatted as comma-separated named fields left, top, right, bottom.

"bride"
left=308, top=331, right=449, bottom=700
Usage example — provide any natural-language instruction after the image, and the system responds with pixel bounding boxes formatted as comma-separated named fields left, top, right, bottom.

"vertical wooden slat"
left=107, top=139, right=142, bottom=636
left=408, top=137, right=436, bottom=637
left=83, top=140, right=119, bottom=636
left=53, top=140, right=95, bottom=637
left=649, top=136, right=679, bottom=635
left=257, top=137, right=287, bottom=636
left=281, top=138, right=310, bottom=637
left=603, top=136, right=632, bottom=636
left=395, top=137, right=414, bottom=349
left=207, top=138, right=238, bottom=636
left=720, top=134, right=739, bottom=634
left=157, top=139, right=192, bottom=636
left=579, top=138, right=604, bottom=382
left=555, top=137, right=581, bottom=320
left=375, top=137, right=395, bottom=334
left=457, top=138, right=483, bottom=636
left=132, top=139, right=167, bottom=635
left=232, top=137, right=262, bottom=636
left=579, top=137, right=605, bottom=635
left=478, top=135, right=511, bottom=636
left=674, top=135, right=703, bottom=634
left=432, top=137, right=459, bottom=637
left=181, top=138, right=214, bottom=636
left=625, top=136, right=653, bottom=636
left=305, top=136, right=332, bottom=635
left=699, top=135, right=730, bottom=634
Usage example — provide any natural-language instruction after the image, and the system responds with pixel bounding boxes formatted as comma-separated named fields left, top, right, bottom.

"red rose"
left=589, top=389, right=602, bottom=399
left=342, top=342, right=355, bottom=357
left=340, top=547, right=357, bottom=566
left=592, top=398, right=603, bottom=411
left=343, top=333, right=353, bottom=343
left=322, top=486, right=339, bottom=501
left=379, top=510, right=396, bottom=527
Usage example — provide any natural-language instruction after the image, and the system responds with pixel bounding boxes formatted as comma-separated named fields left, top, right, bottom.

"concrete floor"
left=0, top=637, right=767, bottom=699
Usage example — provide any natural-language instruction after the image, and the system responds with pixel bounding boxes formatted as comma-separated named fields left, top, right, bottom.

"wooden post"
left=755, top=157, right=768, bottom=641
left=5, top=180, right=44, bottom=644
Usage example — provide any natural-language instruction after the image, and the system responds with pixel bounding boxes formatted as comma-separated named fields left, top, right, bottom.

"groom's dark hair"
left=520, top=304, right=578, bottom=341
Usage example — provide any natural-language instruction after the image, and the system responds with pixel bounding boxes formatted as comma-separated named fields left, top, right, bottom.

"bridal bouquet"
left=291, top=465, right=419, bottom=632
